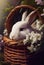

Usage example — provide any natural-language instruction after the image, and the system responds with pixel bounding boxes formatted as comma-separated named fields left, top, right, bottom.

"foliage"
left=3, top=0, right=44, bottom=20
left=21, top=0, right=44, bottom=13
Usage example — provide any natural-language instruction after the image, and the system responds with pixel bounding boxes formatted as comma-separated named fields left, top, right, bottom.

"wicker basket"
left=3, top=5, right=43, bottom=65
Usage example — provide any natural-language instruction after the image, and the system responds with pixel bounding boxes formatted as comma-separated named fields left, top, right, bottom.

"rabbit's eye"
left=20, top=28, right=24, bottom=31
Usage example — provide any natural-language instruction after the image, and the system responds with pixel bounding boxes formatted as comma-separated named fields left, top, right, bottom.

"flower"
left=31, top=19, right=44, bottom=31
left=3, top=29, right=8, bottom=36
left=23, top=20, right=44, bottom=52
left=35, top=0, right=44, bottom=5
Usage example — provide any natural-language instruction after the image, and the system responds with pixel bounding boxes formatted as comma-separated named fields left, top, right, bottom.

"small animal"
left=9, top=9, right=39, bottom=40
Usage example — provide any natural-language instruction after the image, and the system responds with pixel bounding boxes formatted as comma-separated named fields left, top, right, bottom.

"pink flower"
left=35, top=0, right=44, bottom=5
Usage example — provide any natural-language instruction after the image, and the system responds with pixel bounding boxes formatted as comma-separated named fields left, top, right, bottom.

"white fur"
left=9, top=10, right=37, bottom=40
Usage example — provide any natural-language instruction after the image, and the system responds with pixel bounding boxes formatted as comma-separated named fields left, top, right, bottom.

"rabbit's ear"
left=21, top=11, right=27, bottom=21
left=25, top=8, right=39, bottom=24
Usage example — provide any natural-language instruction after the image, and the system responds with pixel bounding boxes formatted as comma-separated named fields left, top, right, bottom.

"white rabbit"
left=9, top=9, right=39, bottom=40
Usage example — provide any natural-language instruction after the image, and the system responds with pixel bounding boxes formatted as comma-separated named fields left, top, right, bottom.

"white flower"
left=39, top=24, right=44, bottom=30
left=3, top=29, right=8, bottom=36
left=29, top=31, right=34, bottom=41
left=31, top=19, right=44, bottom=31
left=27, top=45, right=34, bottom=52
left=23, top=33, right=30, bottom=45
left=35, top=19, right=42, bottom=30
left=29, top=31, right=42, bottom=44
left=23, top=30, right=42, bottom=52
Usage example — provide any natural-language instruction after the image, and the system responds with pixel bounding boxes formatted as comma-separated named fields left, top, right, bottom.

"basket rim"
left=3, top=36, right=23, bottom=45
